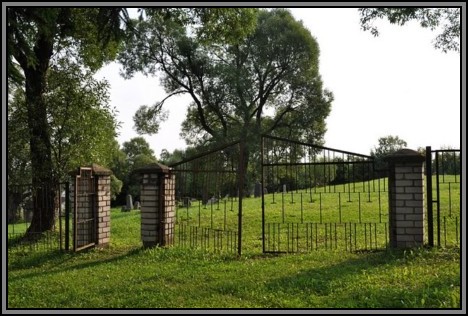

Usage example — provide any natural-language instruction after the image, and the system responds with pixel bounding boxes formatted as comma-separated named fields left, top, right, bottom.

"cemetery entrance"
left=170, top=141, right=245, bottom=255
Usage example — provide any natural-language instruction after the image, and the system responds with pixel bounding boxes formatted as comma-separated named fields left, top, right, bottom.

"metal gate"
left=170, top=141, right=245, bottom=255
left=74, top=167, right=97, bottom=251
left=425, top=147, right=461, bottom=247
left=261, top=135, right=389, bottom=253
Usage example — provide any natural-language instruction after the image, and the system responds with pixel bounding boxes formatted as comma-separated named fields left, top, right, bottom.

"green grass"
left=7, top=176, right=461, bottom=309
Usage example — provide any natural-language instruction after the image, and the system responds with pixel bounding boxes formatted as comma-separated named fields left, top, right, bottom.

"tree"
left=8, top=7, right=127, bottom=234
left=371, top=135, right=408, bottom=176
left=8, top=57, right=122, bottom=222
left=120, top=9, right=332, bottom=194
left=358, top=8, right=460, bottom=53
left=118, top=137, right=158, bottom=202
left=371, top=135, right=408, bottom=158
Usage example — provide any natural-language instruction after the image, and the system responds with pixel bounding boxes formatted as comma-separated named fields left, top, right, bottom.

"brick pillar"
left=384, top=149, right=425, bottom=248
left=93, top=164, right=112, bottom=248
left=136, top=163, right=175, bottom=248
left=70, top=164, right=112, bottom=250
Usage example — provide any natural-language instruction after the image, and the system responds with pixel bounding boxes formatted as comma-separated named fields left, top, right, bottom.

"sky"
left=94, top=8, right=461, bottom=158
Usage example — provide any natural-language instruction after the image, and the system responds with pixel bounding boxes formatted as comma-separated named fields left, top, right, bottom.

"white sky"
left=94, top=8, right=461, bottom=158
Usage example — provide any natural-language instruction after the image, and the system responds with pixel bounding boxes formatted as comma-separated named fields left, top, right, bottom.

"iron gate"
left=425, top=147, right=461, bottom=247
left=261, top=135, right=389, bottom=253
left=74, top=167, right=97, bottom=251
left=170, top=141, right=245, bottom=255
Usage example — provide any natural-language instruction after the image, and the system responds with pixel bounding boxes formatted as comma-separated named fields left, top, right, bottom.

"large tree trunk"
left=23, top=35, right=56, bottom=236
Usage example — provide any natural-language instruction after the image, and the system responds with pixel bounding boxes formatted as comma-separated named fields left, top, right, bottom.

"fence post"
left=136, top=163, right=175, bottom=248
left=384, top=149, right=425, bottom=248
left=425, top=146, right=434, bottom=247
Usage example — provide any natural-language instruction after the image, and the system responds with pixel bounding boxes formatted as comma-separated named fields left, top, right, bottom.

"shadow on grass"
left=263, top=247, right=460, bottom=308
left=8, top=247, right=146, bottom=282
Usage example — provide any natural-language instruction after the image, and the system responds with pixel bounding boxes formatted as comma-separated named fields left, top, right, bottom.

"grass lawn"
left=7, top=176, right=461, bottom=309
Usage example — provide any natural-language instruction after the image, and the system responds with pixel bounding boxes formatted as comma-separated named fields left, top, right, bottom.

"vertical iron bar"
left=448, top=182, right=452, bottom=217
left=282, top=191, right=285, bottom=223
left=224, top=200, right=227, bottom=231
left=237, top=141, right=245, bottom=256
left=345, top=223, right=348, bottom=251
left=339, top=192, right=342, bottom=223
left=364, top=223, right=367, bottom=250
left=426, top=146, right=434, bottom=247
left=358, top=192, right=361, bottom=223
left=300, top=193, right=303, bottom=224
left=65, top=181, right=70, bottom=251
left=444, top=216, right=447, bottom=248
left=315, top=222, right=318, bottom=250
left=261, top=136, right=266, bottom=253
left=319, top=192, right=322, bottom=223
left=435, top=152, right=441, bottom=247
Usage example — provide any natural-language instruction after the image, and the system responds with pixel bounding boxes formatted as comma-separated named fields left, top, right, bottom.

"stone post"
left=70, top=164, right=112, bottom=250
left=93, top=164, right=112, bottom=248
left=384, top=149, right=425, bottom=248
left=136, top=163, right=175, bottom=248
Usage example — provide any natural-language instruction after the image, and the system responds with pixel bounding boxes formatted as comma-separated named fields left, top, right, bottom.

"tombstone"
left=182, top=197, right=191, bottom=207
left=254, top=182, right=262, bottom=198
left=126, top=194, right=133, bottom=211
left=263, top=187, right=268, bottom=195
left=283, top=184, right=287, bottom=194
left=206, top=196, right=218, bottom=205
left=134, top=201, right=141, bottom=210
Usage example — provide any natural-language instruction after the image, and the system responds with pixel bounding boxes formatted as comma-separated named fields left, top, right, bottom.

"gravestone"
left=206, top=196, right=218, bottom=205
left=182, top=197, right=191, bottom=207
left=134, top=201, right=141, bottom=210
left=122, top=194, right=133, bottom=212
left=254, top=182, right=262, bottom=198
left=283, top=184, right=287, bottom=194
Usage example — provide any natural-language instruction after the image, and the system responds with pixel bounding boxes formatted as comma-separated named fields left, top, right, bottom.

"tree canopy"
left=120, top=9, right=332, bottom=148
left=7, top=7, right=127, bottom=233
left=359, top=8, right=460, bottom=53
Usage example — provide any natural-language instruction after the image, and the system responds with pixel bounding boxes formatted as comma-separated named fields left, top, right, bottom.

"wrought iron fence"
left=170, top=141, right=243, bottom=255
left=7, top=182, right=71, bottom=253
left=425, top=147, right=461, bottom=248
left=261, top=135, right=389, bottom=253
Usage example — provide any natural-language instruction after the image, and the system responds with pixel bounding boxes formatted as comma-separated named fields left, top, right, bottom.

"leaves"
left=358, top=8, right=460, bottom=53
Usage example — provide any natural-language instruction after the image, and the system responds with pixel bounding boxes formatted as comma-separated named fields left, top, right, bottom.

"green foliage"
left=8, top=7, right=127, bottom=232
left=114, top=137, right=158, bottom=202
left=110, top=174, right=123, bottom=201
left=371, top=135, right=407, bottom=158
left=358, top=8, right=460, bottom=53
left=120, top=8, right=332, bottom=146
left=8, top=57, right=120, bottom=183
left=122, top=136, right=156, bottom=160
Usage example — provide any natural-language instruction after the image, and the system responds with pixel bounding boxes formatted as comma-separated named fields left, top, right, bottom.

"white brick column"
left=385, top=149, right=425, bottom=248
left=136, top=163, right=175, bottom=248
